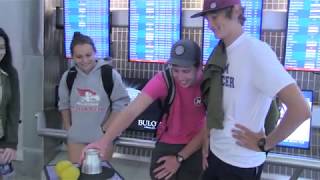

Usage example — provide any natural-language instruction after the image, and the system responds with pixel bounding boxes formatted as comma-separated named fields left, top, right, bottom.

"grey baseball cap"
left=167, top=39, right=201, bottom=67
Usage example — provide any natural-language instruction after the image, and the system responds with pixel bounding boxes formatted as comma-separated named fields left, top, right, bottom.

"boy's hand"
left=232, top=124, right=265, bottom=152
left=80, top=138, right=108, bottom=164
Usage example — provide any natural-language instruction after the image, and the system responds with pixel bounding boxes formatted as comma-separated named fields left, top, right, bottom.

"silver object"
left=81, top=149, right=102, bottom=174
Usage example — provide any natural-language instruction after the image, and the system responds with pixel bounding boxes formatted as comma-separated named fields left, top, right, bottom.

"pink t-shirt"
left=142, top=71, right=206, bottom=144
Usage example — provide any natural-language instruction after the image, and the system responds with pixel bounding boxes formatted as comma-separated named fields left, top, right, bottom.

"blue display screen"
left=284, top=0, right=320, bottom=71
left=129, top=0, right=181, bottom=63
left=202, top=0, right=263, bottom=64
left=64, top=0, right=110, bottom=59
left=277, top=90, right=313, bottom=149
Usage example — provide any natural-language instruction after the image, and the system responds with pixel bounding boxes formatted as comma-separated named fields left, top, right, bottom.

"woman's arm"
left=102, top=70, right=130, bottom=131
left=60, top=109, right=71, bottom=130
left=58, top=72, right=72, bottom=130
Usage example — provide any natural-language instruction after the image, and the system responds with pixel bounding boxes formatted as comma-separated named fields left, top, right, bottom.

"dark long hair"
left=0, top=28, right=19, bottom=89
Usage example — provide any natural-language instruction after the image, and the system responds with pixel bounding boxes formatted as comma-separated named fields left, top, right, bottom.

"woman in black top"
left=0, top=28, right=20, bottom=178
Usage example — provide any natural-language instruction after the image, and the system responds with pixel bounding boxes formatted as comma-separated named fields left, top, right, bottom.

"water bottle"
left=0, top=163, right=15, bottom=180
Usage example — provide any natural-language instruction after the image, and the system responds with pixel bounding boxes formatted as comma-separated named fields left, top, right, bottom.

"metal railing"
left=36, top=112, right=67, bottom=139
left=265, top=153, right=320, bottom=180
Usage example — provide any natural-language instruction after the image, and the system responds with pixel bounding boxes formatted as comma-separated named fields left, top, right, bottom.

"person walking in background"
left=58, top=32, right=130, bottom=163
left=83, top=39, right=206, bottom=180
left=0, top=28, right=20, bottom=179
left=191, top=0, right=311, bottom=179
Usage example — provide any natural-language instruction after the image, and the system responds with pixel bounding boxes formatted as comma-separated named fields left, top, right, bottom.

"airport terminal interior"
left=0, top=0, right=320, bottom=179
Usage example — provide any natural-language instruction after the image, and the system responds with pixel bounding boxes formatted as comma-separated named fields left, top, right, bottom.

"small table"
left=44, top=161, right=124, bottom=180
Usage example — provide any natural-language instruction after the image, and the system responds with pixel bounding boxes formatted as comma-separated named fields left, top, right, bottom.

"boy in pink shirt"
left=142, top=65, right=204, bottom=145
left=84, top=39, right=206, bottom=180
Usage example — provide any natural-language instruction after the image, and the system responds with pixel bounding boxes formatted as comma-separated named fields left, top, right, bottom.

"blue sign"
left=284, top=0, right=320, bottom=71
left=129, top=0, right=181, bottom=63
left=64, top=0, right=110, bottom=59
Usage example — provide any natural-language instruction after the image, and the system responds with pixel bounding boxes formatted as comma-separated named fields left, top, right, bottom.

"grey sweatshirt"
left=58, top=61, right=129, bottom=143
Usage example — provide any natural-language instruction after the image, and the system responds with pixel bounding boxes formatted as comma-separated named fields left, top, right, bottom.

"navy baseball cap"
left=167, top=40, right=201, bottom=67
left=191, top=0, right=241, bottom=18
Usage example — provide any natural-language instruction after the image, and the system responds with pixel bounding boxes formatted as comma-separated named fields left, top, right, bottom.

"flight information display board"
left=129, top=0, right=181, bottom=63
left=284, top=0, right=320, bottom=71
left=202, top=0, right=263, bottom=64
left=277, top=90, right=313, bottom=149
left=64, top=0, right=110, bottom=59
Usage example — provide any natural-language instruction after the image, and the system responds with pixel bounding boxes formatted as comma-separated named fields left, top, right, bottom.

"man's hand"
left=232, top=124, right=265, bottom=152
left=0, top=148, right=16, bottom=164
left=80, top=138, right=108, bottom=164
left=153, top=155, right=181, bottom=180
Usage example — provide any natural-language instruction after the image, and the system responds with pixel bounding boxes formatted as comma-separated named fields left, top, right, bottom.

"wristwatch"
left=257, top=137, right=268, bottom=152
left=176, top=154, right=185, bottom=163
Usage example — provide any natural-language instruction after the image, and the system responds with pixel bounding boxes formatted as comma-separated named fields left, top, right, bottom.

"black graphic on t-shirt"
left=221, top=63, right=235, bottom=88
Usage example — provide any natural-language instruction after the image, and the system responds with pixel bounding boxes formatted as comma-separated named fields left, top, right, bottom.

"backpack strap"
left=100, top=64, right=114, bottom=101
left=97, top=64, right=114, bottom=130
left=155, top=68, right=175, bottom=139
left=66, top=66, right=77, bottom=94
left=162, top=68, right=175, bottom=117
left=65, top=64, right=114, bottom=102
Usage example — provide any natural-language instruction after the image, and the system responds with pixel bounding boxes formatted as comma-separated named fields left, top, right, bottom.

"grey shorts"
left=150, top=142, right=203, bottom=180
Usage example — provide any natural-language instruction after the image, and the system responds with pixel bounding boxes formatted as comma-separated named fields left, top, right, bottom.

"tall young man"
left=191, top=0, right=310, bottom=179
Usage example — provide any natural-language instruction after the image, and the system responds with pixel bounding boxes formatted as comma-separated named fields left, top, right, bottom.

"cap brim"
left=190, top=9, right=217, bottom=18
left=168, top=58, right=194, bottom=67
left=190, top=12, right=206, bottom=18
left=191, top=6, right=233, bottom=18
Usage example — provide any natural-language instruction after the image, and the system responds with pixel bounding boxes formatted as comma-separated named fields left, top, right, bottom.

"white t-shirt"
left=210, top=33, right=295, bottom=168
